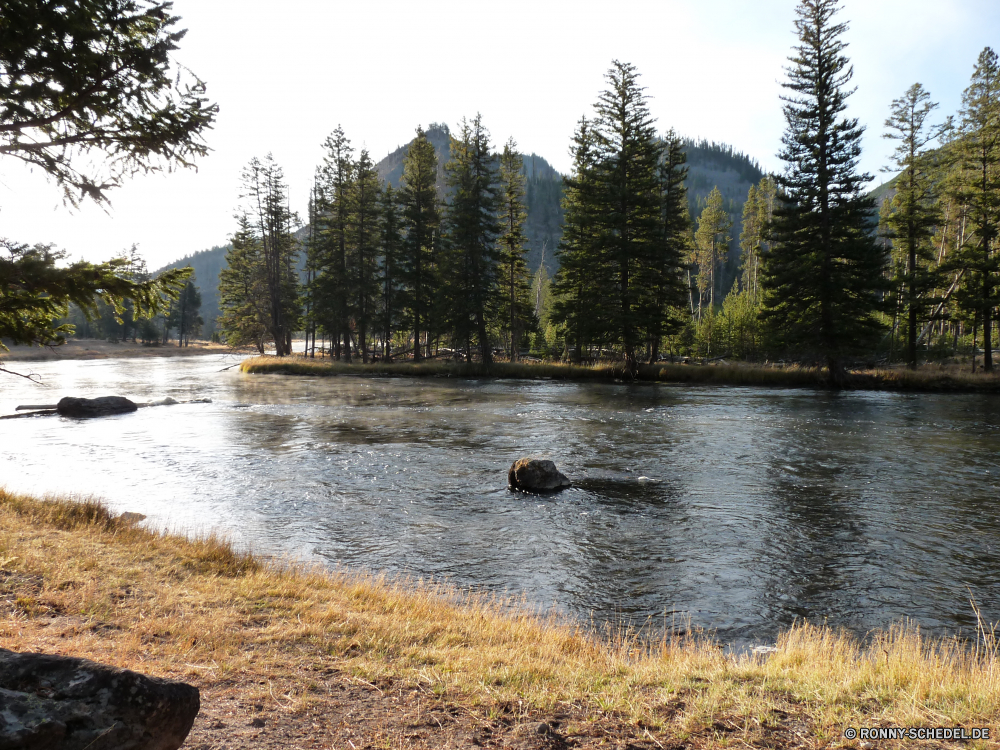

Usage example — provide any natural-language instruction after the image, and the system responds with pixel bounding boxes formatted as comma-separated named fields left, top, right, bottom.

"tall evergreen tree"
left=349, top=149, right=381, bottom=362
left=378, top=184, right=403, bottom=361
left=639, top=130, right=689, bottom=362
left=497, top=138, right=533, bottom=362
left=218, top=214, right=270, bottom=353
left=551, top=117, right=605, bottom=362
left=443, top=114, right=501, bottom=364
left=315, top=126, right=354, bottom=361
left=398, top=126, right=441, bottom=361
left=882, top=83, right=943, bottom=369
left=553, top=76, right=688, bottom=367
left=168, top=279, right=202, bottom=346
left=592, top=60, right=665, bottom=372
left=693, top=186, right=732, bottom=315
left=953, top=48, right=1000, bottom=372
left=760, top=0, right=886, bottom=379
left=739, top=176, right=776, bottom=299
left=304, top=183, right=320, bottom=357
left=236, top=154, right=300, bottom=356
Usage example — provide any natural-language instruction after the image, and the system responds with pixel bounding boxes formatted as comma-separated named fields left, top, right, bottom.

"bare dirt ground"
left=2, top=338, right=235, bottom=361
left=181, top=673, right=663, bottom=750
left=8, top=613, right=694, bottom=750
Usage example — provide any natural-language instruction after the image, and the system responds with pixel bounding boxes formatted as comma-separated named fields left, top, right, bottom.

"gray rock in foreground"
left=508, top=458, right=571, bottom=493
left=0, top=648, right=199, bottom=750
left=56, top=396, right=137, bottom=418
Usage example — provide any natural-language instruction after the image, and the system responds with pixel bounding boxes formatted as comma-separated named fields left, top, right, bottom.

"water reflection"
left=2, top=357, right=999, bottom=644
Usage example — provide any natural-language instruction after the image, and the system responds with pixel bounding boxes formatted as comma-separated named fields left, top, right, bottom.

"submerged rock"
left=0, top=647, right=199, bottom=750
left=508, top=458, right=571, bottom=493
left=56, top=396, right=137, bottom=418
left=139, top=397, right=179, bottom=407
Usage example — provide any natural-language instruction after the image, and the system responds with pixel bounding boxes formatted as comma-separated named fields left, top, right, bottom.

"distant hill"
left=155, top=128, right=768, bottom=330
left=375, top=123, right=564, bottom=273
left=156, top=244, right=229, bottom=335
left=683, top=139, right=766, bottom=296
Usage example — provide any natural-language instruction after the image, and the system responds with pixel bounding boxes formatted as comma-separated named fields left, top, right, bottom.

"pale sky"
left=1, top=0, right=997, bottom=271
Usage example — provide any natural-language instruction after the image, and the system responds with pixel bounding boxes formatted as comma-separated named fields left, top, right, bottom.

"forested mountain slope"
left=375, top=124, right=564, bottom=273
left=156, top=245, right=229, bottom=334
left=683, top=139, right=765, bottom=295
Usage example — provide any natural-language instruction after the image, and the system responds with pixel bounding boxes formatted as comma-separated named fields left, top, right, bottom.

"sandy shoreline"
left=1, top=338, right=236, bottom=362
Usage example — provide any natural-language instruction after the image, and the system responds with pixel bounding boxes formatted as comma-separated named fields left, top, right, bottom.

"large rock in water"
left=508, top=458, right=571, bottom=493
left=56, top=396, right=137, bottom=418
left=0, top=648, right=199, bottom=750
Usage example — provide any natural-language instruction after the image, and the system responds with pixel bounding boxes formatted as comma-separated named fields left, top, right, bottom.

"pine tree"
left=739, top=176, right=776, bottom=299
left=349, top=149, right=381, bottom=362
left=497, top=138, right=533, bottom=362
left=592, top=60, right=665, bottom=372
left=398, top=126, right=442, bottom=361
left=552, top=72, right=688, bottom=367
left=218, top=215, right=270, bottom=353
left=443, top=115, right=502, bottom=364
left=953, top=48, right=1000, bottom=372
left=304, top=183, right=320, bottom=357
left=530, top=261, right=554, bottom=352
left=168, top=279, right=202, bottom=346
left=760, top=0, right=886, bottom=379
left=639, top=129, right=689, bottom=362
left=551, top=117, right=605, bottom=362
left=235, top=154, right=300, bottom=356
left=378, top=185, right=403, bottom=361
left=693, top=186, right=732, bottom=315
left=315, top=126, right=355, bottom=361
left=882, top=83, right=943, bottom=369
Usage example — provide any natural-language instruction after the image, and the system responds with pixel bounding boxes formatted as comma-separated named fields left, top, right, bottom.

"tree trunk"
left=984, top=270, right=993, bottom=373
left=907, top=243, right=917, bottom=369
left=972, top=315, right=978, bottom=373
left=827, top=355, right=846, bottom=387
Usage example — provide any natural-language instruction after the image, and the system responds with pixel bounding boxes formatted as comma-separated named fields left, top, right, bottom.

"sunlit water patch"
left=3, top=355, right=1000, bottom=644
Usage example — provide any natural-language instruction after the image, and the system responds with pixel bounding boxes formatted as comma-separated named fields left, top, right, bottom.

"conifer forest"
left=152, top=0, right=1000, bottom=380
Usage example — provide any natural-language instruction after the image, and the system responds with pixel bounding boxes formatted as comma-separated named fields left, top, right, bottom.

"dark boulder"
left=0, top=648, right=199, bottom=750
left=508, top=458, right=571, bottom=493
left=56, top=396, right=137, bottom=418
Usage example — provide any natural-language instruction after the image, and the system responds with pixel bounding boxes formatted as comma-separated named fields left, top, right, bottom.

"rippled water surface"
left=3, top=355, right=1000, bottom=644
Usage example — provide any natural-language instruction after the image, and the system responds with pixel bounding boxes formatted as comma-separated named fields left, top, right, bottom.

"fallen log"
left=7, top=397, right=212, bottom=420
left=0, top=410, right=57, bottom=420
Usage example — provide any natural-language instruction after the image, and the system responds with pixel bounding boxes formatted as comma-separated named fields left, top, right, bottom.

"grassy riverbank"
left=1, top=490, right=997, bottom=748
left=240, top=355, right=1000, bottom=392
left=1, top=338, right=233, bottom=362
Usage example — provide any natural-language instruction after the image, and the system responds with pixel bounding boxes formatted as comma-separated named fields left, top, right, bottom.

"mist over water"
left=3, top=356, right=1000, bottom=645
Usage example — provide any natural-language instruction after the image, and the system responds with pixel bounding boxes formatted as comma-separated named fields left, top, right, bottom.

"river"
left=2, top=355, right=999, bottom=645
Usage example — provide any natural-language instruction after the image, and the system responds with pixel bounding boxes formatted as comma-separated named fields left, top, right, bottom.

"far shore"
left=1, top=338, right=237, bottom=362
left=241, top=354, right=1000, bottom=393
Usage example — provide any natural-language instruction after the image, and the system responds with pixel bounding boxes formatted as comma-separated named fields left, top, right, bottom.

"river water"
left=2, top=355, right=999, bottom=645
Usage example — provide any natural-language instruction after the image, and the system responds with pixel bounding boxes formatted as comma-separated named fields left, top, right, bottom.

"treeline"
left=681, top=6, right=1000, bottom=374
left=64, top=246, right=204, bottom=346
left=216, top=0, right=1000, bottom=377
left=218, top=118, right=539, bottom=363
left=656, top=0, right=1000, bottom=376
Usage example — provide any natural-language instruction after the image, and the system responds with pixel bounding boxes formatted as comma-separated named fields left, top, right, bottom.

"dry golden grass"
left=2, top=489, right=998, bottom=748
left=240, top=355, right=1000, bottom=393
